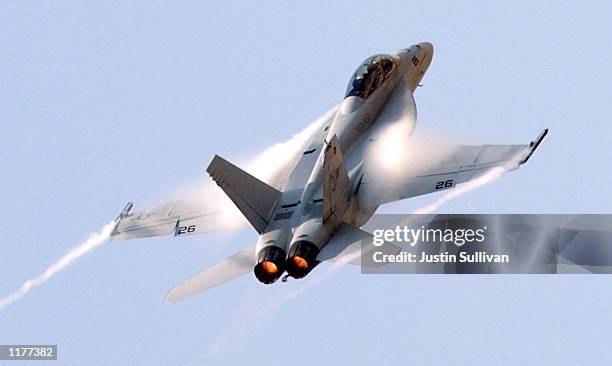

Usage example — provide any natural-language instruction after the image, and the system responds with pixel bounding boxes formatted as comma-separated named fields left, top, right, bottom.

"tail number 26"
left=435, top=179, right=455, bottom=190
left=176, top=225, right=196, bottom=235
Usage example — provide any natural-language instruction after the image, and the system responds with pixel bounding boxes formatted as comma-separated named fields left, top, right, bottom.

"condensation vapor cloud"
left=366, top=110, right=531, bottom=216
left=245, top=106, right=337, bottom=185
left=0, top=221, right=116, bottom=311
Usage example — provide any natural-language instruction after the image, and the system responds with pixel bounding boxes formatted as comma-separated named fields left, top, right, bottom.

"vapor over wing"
left=359, top=130, right=548, bottom=207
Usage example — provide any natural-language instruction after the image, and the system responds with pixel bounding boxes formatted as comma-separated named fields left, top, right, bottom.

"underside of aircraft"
left=110, top=42, right=547, bottom=303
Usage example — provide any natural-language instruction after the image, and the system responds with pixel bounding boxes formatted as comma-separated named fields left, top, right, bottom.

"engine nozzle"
left=286, top=241, right=320, bottom=278
left=254, top=246, right=286, bottom=284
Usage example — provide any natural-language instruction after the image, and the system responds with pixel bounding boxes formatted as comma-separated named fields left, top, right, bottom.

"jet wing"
left=110, top=194, right=251, bottom=240
left=359, top=129, right=548, bottom=207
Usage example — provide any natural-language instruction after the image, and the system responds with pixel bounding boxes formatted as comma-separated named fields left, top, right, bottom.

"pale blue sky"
left=1, top=1, right=611, bottom=365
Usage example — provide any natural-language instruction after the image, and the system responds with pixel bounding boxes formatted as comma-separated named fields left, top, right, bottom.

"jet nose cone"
left=419, top=42, right=434, bottom=55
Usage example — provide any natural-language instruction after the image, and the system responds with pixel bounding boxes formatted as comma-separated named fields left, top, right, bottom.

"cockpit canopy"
left=345, top=54, right=396, bottom=99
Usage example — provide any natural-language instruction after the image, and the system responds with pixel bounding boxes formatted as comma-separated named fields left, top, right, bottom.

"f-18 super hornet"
left=111, top=42, right=547, bottom=302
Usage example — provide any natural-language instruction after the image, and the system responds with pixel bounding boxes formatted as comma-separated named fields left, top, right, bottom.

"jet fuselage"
left=254, top=42, right=433, bottom=283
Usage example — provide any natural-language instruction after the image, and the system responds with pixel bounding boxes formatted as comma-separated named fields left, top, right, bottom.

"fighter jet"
left=111, top=42, right=547, bottom=302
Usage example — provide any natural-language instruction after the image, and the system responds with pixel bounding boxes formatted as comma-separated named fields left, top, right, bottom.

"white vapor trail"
left=411, top=166, right=507, bottom=214
left=411, top=151, right=529, bottom=215
left=0, top=221, right=116, bottom=311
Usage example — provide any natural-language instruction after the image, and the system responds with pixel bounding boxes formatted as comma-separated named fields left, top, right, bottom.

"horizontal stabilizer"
left=207, top=155, right=281, bottom=234
left=164, top=244, right=255, bottom=303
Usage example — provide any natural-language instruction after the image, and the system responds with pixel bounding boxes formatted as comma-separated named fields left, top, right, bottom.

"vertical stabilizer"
left=207, top=155, right=281, bottom=233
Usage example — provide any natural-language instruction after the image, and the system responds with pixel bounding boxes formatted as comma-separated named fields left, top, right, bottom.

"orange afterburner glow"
left=291, top=256, right=309, bottom=271
left=261, top=261, right=278, bottom=275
